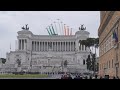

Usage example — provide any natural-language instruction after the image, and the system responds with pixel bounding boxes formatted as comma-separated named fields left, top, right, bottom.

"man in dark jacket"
left=67, top=74, right=72, bottom=79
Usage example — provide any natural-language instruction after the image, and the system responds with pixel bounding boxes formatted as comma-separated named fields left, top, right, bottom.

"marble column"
left=55, top=42, right=56, bottom=51
left=47, top=42, right=48, bottom=51
left=40, top=42, right=41, bottom=51
left=52, top=42, right=53, bottom=51
left=24, top=39, right=25, bottom=50
left=81, top=44, right=82, bottom=51
left=70, top=42, right=71, bottom=51
left=65, top=42, right=66, bottom=51
left=84, top=45, right=85, bottom=51
left=43, top=42, right=45, bottom=51
left=34, top=41, right=35, bottom=51
left=61, top=42, right=63, bottom=51
left=21, top=39, right=22, bottom=50
left=36, top=41, right=37, bottom=51
left=23, top=39, right=24, bottom=50
left=60, top=42, right=61, bottom=52
left=56, top=42, right=58, bottom=51
left=74, top=42, right=77, bottom=51
left=19, top=39, right=20, bottom=50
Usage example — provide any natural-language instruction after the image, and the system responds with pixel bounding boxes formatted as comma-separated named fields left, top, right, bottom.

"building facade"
left=98, top=11, right=120, bottom=78
left=4, top=26, right=91, bottom=74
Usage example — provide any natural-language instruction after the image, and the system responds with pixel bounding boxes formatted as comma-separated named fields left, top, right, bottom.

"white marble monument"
left=4, top=25, right=90, bottom=74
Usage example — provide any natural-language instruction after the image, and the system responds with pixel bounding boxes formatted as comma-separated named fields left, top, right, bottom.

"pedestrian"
left=113, top=76, right=116, bottom=79
left=74, top=75, right=78, bottom=79
left=67, top=74, right=72, bottom=79
left=89, top=76, right=92, bottom=79
left=85, top=76, right=88, bottom=79
left=116, top=76, right=119, bottom=79
left=95, top=75, right=98, bottom=79
left=100, top=76, right=103, bottom=79
left=61, top=75, right=64, bottom=79
left=79, top=76, right=83, bottom=79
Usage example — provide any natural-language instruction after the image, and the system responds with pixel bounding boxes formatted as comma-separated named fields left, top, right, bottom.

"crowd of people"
left=60, top=74, right=90, bottom=79
left=60, top=74, right=120, bottom=79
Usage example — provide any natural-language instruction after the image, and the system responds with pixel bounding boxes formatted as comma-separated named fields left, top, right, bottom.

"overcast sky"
left=0, top=11, right=100, bottom=58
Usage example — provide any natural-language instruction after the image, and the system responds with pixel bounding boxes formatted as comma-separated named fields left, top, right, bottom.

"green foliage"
left=0, top=74, right=48, bottom=78
left=80, top=37, right=99, bottom=48
left=1, top=58, right=6, bottom=64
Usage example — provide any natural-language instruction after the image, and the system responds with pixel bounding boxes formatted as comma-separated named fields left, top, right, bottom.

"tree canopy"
left=80, top=37, right=99, bottom=72
left=79, top=38, right=99, bottom=48
left=0, top=58, right=6, bottom=64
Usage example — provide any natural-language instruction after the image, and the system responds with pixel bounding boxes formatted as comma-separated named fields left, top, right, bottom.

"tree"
left=80, top=37, right=99, bottom=73
left=1, top=58, right=6, bottom=64
left=91, top=54, right=96, bottom=71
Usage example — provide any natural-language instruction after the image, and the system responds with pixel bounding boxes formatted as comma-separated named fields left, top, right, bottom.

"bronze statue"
left=79, top=24, right=86, bottom=30
left=21, top=24, right=29, bottom=30
left=22, top=26, right=25, bottom=30
left=64, top=60, right=68, bottom=67
left=16, top=59, right=21, bottom=67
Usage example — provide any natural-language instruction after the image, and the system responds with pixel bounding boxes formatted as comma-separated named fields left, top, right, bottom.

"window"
left=105, top=41, right=106, bottom=52
left=111, top=35, right=114, bottom=47
left=99, top=46, right=101, bottom=56
left=83, top=59, right=85, bottom=65
left=106, top=40, right=108, bottom=51
left=106, top=62, right=108, bottom=69
left=100, top=64, right=101, bottom=70
left=108, top=38, right=110, bottom=50
left=102, top=44, right=103, bottom=55
left=109, top=61, right=110, bottom=68
left=109, top=36, right=111, bottom=49
left=112, top=59, right=113, bottom=68
left=104, top=43, right=106, bottom=53
left=102, top=64, right=103, bottom=69
left=32, top=41, right=34, bottom=51
left=104, top=63, right=105, bottom=69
